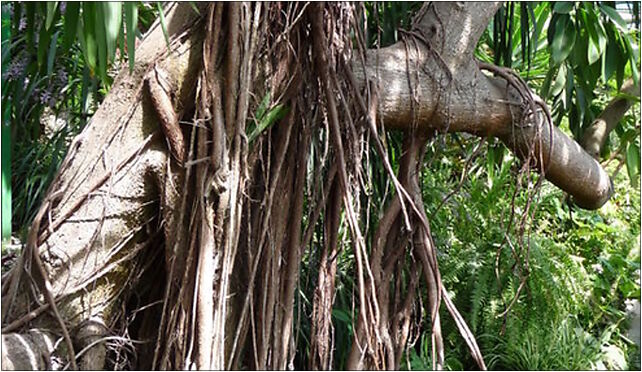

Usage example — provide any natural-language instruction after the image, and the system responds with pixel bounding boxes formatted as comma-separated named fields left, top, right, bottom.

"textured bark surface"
left=1, top=3, right=204, bottom=369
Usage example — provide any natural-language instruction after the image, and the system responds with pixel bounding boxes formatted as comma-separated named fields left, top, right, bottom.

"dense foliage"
left=419, top=141, right=640, bottom=369
left=1, top=1, right=158, bottom=232
left=1, top=1, right=640, bottom=370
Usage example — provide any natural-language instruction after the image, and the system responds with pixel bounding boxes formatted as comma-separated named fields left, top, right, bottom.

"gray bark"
left=353, top=1, right=613, bottom=209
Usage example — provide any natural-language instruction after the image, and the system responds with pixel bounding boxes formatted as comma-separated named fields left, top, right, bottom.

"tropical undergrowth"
left=411, top=133, right=640, bottom=370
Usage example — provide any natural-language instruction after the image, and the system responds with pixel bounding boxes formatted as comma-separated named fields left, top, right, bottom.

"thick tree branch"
left=352, top=1, right=613, bottom=209
left=581, top=78, right=640, bottom=159
left=415, top=2, right=502, bottom=72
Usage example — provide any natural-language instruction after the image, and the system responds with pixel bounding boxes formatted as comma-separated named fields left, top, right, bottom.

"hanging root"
left=3, top=3, right=576, bottom=371
left=476, top=61, right=555, bottom=331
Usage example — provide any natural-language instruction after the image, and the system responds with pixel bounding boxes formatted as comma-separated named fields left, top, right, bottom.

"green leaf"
left=46, top=30, right=59, bottom=77
left=520, top=3, right=529, bottom=65
left=553, top=2, right=574, bottom=14
left=603, top=38, right=621, bottom=82
left=25, top=3, right=36, bottom=54
left=189, top=2, right=201, bottom=15
left=156, top=2, right=171, bottom=50
left=601, top=44, right=608, bottom=84
left=102, top=2, right=122, bottom=63
left=588, top=38, right=601, bottom=65
left=583, top=9, right=607, bottom=65
left=626, top=142, right=640, bottom=187
left=551, top=15, right=576, bottom=64
left=551, top=63, right=567, bottom=97
left=580, top=8, right=597, bottom=40
left=540, top=67, right=555, bottom=99
left=45, top=1, right=58, bottom=30
left=124, top=2, right=138, bottom=72
left=255, top=92, right=271, bottom=121
left=248, top=104, right=289, bottom=144
left=37, top=21, right=52, bottom=69
left=94, top=4, right=107, bottom=81
left=599, top=4, right=629, bottom=31
left=118, top=18, right=125, bottom=63
left=565, top=63, right=574, bottom=109
left=623, top=34, right=640, bottom=87
left=574, top=39, right=596, bottom=87
left=616, top=48, right=625, bottom=89
left=62, top=2, right=79, bottom=50
left=18, top=74, right=42, bottom=118
left=81, top=2, right=98, bottom=74
left=533, top=2, right=549, bottom=54
left=332, top=309, right=351, bottom=324
left=80, top=66, right=90, bottom=114
left=596, top=25, right=608, bottom=59
left=619, top=128, right=639, bottom=143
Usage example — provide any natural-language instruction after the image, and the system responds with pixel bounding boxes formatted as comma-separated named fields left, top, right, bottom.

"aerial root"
left=477, top=61, right=553, bottom=332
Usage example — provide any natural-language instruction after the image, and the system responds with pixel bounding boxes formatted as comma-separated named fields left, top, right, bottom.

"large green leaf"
left=62, top=2, right=80, bottom=50
left=599, top=4, right=629, bottom=31
left=102, top=2, right=122, bottom=63
left=519, top=3, right=529, bottom=66
left=564, top=62, right=574, bottom=110
left=603, top=30, right=622, bottom=82
left=156, top=2, right=171, bottom=49
left=45, top=1, right=58, bottom=30
left=94, top=4, right=107, bottom=81
left=550, top=63, right=567, bottom=97
left=36, top=19, right=51, bottom=69
left=553, top=2, right=574, bottom=15
left=25, top=3, right=36, bottom=54
left=80, top=66, right=91, bottom=115
left=248, top=104, right=290, bottom=144
left=582, top=8, right=607, bottom=65
left=80, top=2, right=98, bottom=74
left=626, top=142, right=640, bottom=187
left=595, top=18, right=608, bottom=61
left=46, top=30, right=59, bottom=77
left=540, top=67, right=555, bottom=99
left=124, top=2, right=138, bottom=72
left=551, top=15, right=576, bottom=64
left=623, top=34, right=640, bottom=87
left=588, top=38, right=602, bottom=65
left=118, top=17, right=125, bottom=63
left=585, top=21, right=604, bottom=66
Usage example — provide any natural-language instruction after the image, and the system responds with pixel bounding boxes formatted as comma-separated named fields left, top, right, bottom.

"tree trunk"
left=1, top=2, right=616, bottom=370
